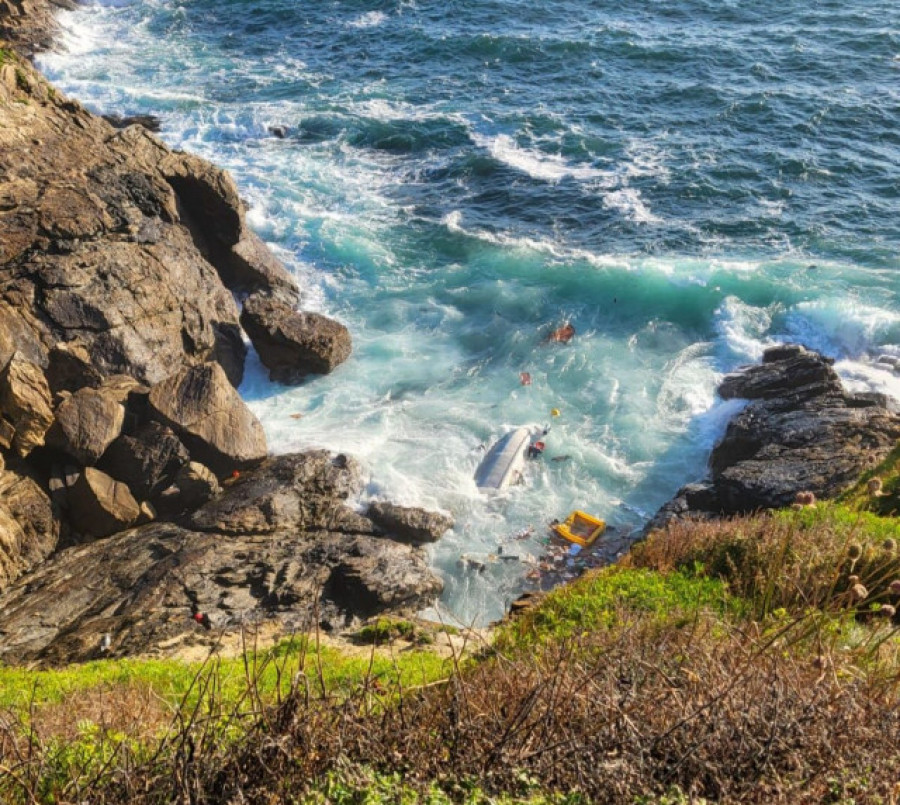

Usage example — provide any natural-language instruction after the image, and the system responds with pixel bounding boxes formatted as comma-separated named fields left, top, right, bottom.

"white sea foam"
left=602, top=187, right=661, bottom=224
left=714, top=296, right=773, bottom=363
left=348, top=11, right=388, bottom=28
left=471, top=132, right=611, bottom=183
left=40, top=0, right=900, bottom=626
left=776, top=299, right=900, bottom=358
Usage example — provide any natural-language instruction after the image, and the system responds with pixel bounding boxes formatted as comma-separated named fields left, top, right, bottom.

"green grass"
left=495, top=566, right=733, bottom=651
left=0, top=637, right=452, bottom=717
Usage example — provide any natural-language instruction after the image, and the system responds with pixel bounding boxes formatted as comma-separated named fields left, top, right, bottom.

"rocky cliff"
left=0, top=20, right=445, bottom=664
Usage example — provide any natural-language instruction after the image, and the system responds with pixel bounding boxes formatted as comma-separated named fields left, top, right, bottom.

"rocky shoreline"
left=0, top=9, right=450, bottom=665
left=649, top=344, right=900, bottom=531
left=2, top=3, right=899, bottom=667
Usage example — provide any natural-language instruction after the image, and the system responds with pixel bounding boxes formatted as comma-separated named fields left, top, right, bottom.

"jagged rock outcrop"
left=0, top=0, right=72, bottom=56
left=367, top=501, right=454, bottom=545
left=97, top=421, right=189, bottom=501
left=155, top=461, right=221, bottom=518
left=240, top=293, right=352, bottom=383
left=189, top=451, right=366, bottom=535
left=0, top=30, right=441, bottom=667
left=650, top=345, right=900, bottom=529
left=148, top=362, right=267, bottom=478
left=0, top=54, right=303, bottom=389
left=0, top=452, right=443, bottom=665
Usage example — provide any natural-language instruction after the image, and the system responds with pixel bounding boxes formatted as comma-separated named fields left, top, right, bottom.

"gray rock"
left=162, top=461, right=222, bottom=515
left=148, top=362, right=267, bottom=478
left=325, top=540, right=444, bottom=620
left=0, top=354, right=54, bottom=457
left=718, top=345, right=842, bottom=403
left=46, top=386, right=125, bottom=465
left=366, top=501, right=454, bottom=545
left=0, top=453, right=442, bottom=665
left=240, top=293, right=352, bottom=384
left=68, top=467, right=141, bottom=540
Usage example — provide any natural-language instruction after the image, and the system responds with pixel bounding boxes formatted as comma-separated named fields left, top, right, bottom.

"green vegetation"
left=2, top=460, right=900, bottom=802
left=0, top=47, right=15, bottom=66
left=0, top=637, right=451, bottom=715
left=495, top=566, right=733, bottom=650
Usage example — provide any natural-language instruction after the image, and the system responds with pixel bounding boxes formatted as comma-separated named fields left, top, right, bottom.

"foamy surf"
left=40, top=0, right=900, bottom=625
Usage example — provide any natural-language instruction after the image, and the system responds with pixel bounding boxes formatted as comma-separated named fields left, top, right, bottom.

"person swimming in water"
left=545, top=322, right=575, bottom=343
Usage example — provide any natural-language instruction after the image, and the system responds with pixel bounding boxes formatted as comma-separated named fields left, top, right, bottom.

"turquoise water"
left=40, top=0, right=900, bottom=624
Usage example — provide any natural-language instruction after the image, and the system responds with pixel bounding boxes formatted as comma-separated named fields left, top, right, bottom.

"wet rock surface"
left=240, top=293, right=352, bottom=383
left=650, top=345, right=900, bottom=530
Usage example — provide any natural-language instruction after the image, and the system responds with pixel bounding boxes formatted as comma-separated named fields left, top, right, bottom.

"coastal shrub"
left=355, top=617, right=420, bottom=644
left=628, top=507, right=900, bottom=617
left=3, top=592, right=899, bottom=802
left=838, top=441, right=900, bottom=516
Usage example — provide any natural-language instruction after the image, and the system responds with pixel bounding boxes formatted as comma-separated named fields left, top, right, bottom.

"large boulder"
left=718, top=344, right=842, bottom=404
left=0, top=465, right=58, bottom=592
left=98, top=421, right=189, bottom=500
left=67, top=467, right=141, bottom=540
left=45, top=341, right=104, bottom=395
left=325, top=539, right=445, bottom=620
left=46, top=386, right=125, bottom=465
left=160, top=151, right=299, bottom=301
left=366, top=501, right=454, bottom=545
left=0, top=354, right=54, bottom=457
left=240, top=293, right=352, bottom=384
left=148, top=363, right=267, bottom=478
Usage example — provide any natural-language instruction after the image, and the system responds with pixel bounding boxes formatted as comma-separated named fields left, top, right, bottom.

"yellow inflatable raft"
left=552, top=510, right=605, bottom=547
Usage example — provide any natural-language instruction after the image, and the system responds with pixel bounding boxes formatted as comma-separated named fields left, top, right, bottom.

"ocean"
left=38, top=0, right=900, bottom=625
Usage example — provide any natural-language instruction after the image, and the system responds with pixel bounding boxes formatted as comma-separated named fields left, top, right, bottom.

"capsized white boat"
left=474, top=426, right=540, bottom=490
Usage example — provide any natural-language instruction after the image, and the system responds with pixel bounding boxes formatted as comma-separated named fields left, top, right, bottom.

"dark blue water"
left=41, top=0, right=900, bottom=623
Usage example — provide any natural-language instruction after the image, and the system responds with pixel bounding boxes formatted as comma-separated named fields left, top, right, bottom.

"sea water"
left=38, top=0, right=900, bottom=625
